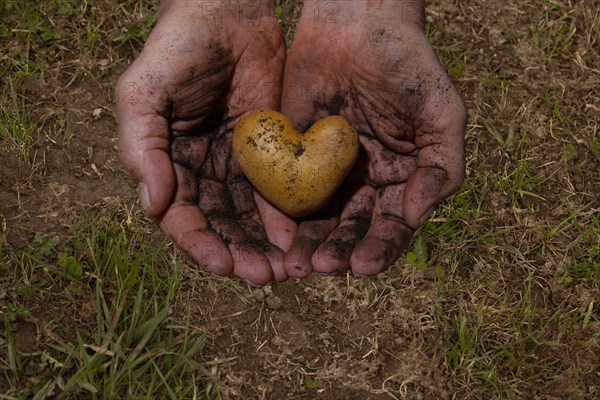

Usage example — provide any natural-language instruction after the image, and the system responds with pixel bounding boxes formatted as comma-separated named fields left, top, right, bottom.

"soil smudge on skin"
left=313, top=90, right=350, bottom=117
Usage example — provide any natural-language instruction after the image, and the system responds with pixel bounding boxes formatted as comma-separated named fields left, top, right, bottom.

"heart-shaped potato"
left=233, top=110, right=359, bottom=217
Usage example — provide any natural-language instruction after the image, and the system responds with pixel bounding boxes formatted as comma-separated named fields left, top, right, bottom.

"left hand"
left=280, top=0, right=466, bottom=277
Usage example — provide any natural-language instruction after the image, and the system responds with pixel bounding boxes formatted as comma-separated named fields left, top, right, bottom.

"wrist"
left=160, top=0, right=277, bottom=24
left=300, top=0, right=424, bottom=30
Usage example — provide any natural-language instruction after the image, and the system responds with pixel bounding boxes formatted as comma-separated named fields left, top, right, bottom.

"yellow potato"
left=233, top=110, right=359, bottom=217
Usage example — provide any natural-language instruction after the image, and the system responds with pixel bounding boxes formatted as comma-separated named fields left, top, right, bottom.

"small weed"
left=444, top=311, right=502, bottom=392
left=434, top=44, right=472, bottom=80
left=551, top=207, right=599, bottom=286
left=275, top=0, right=303, bottom=45
left=111, top=5, right=157, bottom=45
left=406, top=232, right=428, bottom=270
left=586, top=137, right=600, bottom=159
left=484, top=120, right=515, bottom=155
left=529, top=5, right=576, bottom=63
left=0, top=80, right=40, bottom=164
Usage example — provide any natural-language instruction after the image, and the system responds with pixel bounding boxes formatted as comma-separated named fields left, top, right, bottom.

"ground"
left=1, top=0, right=599, bottom=399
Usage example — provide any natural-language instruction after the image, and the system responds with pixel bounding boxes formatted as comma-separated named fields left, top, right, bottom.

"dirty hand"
left=116, top=0, right=295, bottom=285
left=281, top=0, right=466, bottom=277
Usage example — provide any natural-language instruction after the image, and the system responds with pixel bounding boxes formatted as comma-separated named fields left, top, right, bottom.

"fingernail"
left=315, top=271, right=343, bottom=276
left=242, top=278, right=264, bottom=288
left=138, top=182, right=151, bottom=211
left=419, top=205, right=437, bottom=226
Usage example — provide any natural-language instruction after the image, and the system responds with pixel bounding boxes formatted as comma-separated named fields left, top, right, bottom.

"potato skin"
left=233, top=110, right=359, bottom=217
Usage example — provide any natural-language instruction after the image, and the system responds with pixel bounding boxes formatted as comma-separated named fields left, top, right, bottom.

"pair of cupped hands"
left=115, top=0, right=466, bottom=286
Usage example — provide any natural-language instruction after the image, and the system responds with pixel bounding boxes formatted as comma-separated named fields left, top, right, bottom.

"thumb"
left=115, top=73, right=175, bottom=217
left=403, top=98, right=466, bottom=229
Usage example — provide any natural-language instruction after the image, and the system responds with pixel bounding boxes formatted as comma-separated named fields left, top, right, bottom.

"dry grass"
left=1, top=0, right=599, bottom=399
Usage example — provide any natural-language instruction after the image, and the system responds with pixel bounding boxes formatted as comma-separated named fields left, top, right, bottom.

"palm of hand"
left=280, top=21, right=466, bottom=276
left=117, top=11, right=292, bottom=285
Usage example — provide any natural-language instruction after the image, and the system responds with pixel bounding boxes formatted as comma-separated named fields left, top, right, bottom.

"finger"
left=227, top=213, right=287, bottom=283
left=160, top=208, right=234, bottom=276
left=403, top=79, right=466, bottom=229
left=230, top=224, right=284, bottom=285
left=230, top=245, right=272, bottom=286
left=263, top=243, right=288, bottom=282
left=284, top=205, right=339, bottom=278
left=116, top=76, right=175, bottom=217
left=199, top=187, right=274, bottom=285
left=209, top=215, right=274, bottom=286
left=253, top=191, right=297, bottom=252
left=230, top=179, right=289, bottom=283
left=228, top=165, right=282, bottom=284
left=312, top=183, right=374, bottom=274
left=157, top=165, right=233, bottom=276
left=350, top=184, right=414, bottom=276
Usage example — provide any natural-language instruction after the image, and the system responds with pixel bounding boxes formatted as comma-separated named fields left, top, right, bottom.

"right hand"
left=115, top=1, right=296, bottom=285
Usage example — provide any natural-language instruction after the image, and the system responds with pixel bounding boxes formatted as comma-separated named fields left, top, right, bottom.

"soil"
left=0, top=72, right=136, bottom=247
left=185, top=271, right=448, bottom=399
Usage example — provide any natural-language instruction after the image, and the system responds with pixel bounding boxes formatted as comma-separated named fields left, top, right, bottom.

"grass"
left=1, top=0, right=599, bottom=398
left=1, top=207, right=222, bottom=399
left=0, top=0, right=158, bottom=162
left=440, top=270, right=597, bottom=397
left=417, top=5, right=600, bottom=389
left=1, top=3, right=225, bottom=396
left=421, top=175, right=599, bottom=397
left=0, top=80, right=39, bottom=164
left=528, top=5, right=576, bottom=64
